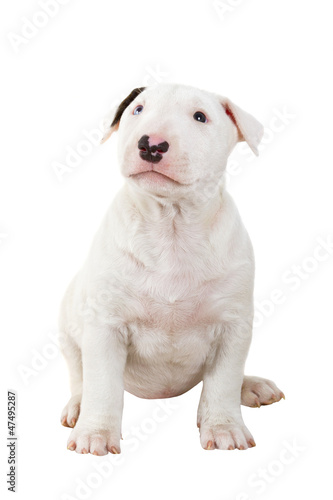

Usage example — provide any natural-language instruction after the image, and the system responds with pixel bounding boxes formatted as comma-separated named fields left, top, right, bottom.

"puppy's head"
left=102, top=84, right=263, bottom=200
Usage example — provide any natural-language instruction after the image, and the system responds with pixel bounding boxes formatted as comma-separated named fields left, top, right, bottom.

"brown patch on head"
left=101, top=87, right=146, bottom=144
left=111, top=87, right=146, bottom=128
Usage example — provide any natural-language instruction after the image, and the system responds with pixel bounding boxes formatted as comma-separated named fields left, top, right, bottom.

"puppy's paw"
left=61, top=394, right=81, bottom=428
left=200, top=420, right=255, bottom=451
left=241, top=376, right=285, bottom=408
left=67, top=422, right=121, bottom=455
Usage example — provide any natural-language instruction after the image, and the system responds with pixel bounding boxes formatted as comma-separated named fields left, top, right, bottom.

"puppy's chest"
left=112, top=220, right=225, bottom=362
left=125, top=236, right=222, bottom=331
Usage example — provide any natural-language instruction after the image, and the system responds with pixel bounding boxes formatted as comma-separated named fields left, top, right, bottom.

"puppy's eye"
left=193, top=111, right=207, bottom=123
left=134, top=105, right=144, bottom=115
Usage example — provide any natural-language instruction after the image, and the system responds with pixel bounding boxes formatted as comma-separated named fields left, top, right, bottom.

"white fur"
left=59, top=84, right=283, bottom=455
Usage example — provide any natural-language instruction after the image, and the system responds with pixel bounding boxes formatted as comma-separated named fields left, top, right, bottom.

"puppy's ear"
left=101, top=87, right=146, bottom=144
left=220, top=97, right=264, bottom=156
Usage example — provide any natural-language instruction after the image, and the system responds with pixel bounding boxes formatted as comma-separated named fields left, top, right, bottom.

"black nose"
left=138, top=135, right=169, bottom=164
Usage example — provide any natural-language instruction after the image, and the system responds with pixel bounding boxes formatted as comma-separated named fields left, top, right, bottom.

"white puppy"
left=59, top=84, right=284, bottom=455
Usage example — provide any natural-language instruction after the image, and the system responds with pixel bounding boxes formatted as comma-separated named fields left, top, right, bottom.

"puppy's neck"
left=126, top=182, right=224, bottom=229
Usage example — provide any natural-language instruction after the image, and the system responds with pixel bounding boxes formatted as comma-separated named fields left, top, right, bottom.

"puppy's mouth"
left=129, top=170, right=182, bottom=185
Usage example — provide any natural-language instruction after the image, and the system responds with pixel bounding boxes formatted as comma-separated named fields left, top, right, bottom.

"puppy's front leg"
left=67, top=325, right=127, bottom=455
left=197, top=321, right=255, bottom=451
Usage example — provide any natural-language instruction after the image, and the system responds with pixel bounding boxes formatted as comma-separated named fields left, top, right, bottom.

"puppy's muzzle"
left=138, top=135, right=169, bottom=164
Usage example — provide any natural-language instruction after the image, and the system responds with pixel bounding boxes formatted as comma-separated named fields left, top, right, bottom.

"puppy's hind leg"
left=59, top=332, right=83, bottom=428
left=241, top=375, right=285, bottom=408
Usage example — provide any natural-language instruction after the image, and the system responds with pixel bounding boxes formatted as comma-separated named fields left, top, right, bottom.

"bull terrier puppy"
left=59, top=84, right=284, bottom=455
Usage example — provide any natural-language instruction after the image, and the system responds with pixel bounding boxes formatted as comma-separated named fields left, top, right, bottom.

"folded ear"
left=220, top=97, right=264, bottom=156
left=101, top=87, right=146, bottom=144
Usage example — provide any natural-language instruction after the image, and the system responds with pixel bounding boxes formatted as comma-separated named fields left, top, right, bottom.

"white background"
left=1, top=1, right=332, bottom=499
